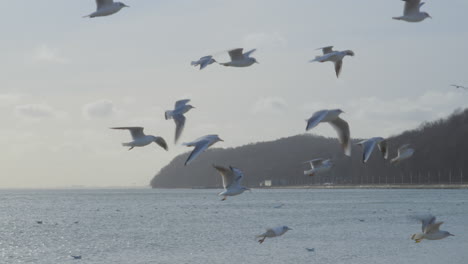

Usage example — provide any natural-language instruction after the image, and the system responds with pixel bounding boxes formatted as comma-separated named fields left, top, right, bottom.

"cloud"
left=15, top=104, right=67, bottom=119
left=242, top=32, right=287, bottom=49
left=82, top=99, right=118, bottom=120
left=0, top=94, right=23, bottom=107
left=34, top=44, right=69, bottom=64
left=252, top=97, right=288, bottom=114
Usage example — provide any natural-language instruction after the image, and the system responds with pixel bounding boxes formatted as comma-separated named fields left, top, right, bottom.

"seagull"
left=213, top=165, right=250, bottom=201
left=71, top=255, right=82, bottom=260
left=84, top=0, right=129, bottom=18
left=393, top=0, right=431, bottom=22
left=357, top=137, right=388, bottom=163
left=390, top=144, right=415, bottom=164
left=183, top=135, right=223, bottom=165
left=303, top=159, right=333, bottom=177
left=111, top=127, right=168, bottom=151
left=451, top=84, right=468, bottom=90
left=165, top=99, right=195, bottom=143
left=256, top=226, right=292, bottom=244
left=220, top=48, right=258, bottom=67
left=273, top=203, right=285, bottom=209
left=306, top=109, right=351, bottom=156
left=191, top=56, right=216, bottom=70
left=305, top=248, right=315, bottom=252
left=411, top=215, right=454, bottom=243
left=309, top=46, right=354, bottom=78
left=36, top=221, right=43, bottom=224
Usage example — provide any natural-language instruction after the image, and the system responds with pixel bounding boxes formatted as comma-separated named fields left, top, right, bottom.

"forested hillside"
left=151, top=109, right=468, bottom=188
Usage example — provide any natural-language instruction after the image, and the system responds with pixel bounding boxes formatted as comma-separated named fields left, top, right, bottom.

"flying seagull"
left=309, top=46, right=354, bottom=78
left=191, top=55, right=216, bottom=70
left=165, top=99, right=195, bottom=143
left=256, top=226, right=292, bottom=244
left=220, top=48, right=258, bottom=67
left=213, top=165, right=250, bottom=201
left=111, top=127, right=168, bottom=151
left=357, top=137, right=388, bottom=163
left=451, top=84, right=468, bottom=90
left=303, top=159, right=333, bottom=177
left=84, top=0, right=129, bottom=18
left=390, top=144, right=415, bottom=164
left=306, top=109, right=351, bottom=156
left=393, top=0, right=431, bottom=22
left=183, top=135, right=223, bottom=165
left=71, top=255, right=82, bottom=260
left=411, top=215, right=454, bottom=243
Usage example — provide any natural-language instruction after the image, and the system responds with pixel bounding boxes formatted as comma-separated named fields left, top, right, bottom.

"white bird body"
left=220, top=48, right=258, bottom=67
left=165, top=99, right=195, bottom=143
left=213, top=165, right=249, bottom=200
left=85, top=0, right=129, bottom=18
left=183, top=135, right=223, bottom=165
left=306, top=109, right=351, bottom=156
left=191, top=56, right=216, bottom=70
left=111, top=127, right=168, bottom=151
left=256, top=226, right=292, bottom=244
left=391, top=144, right=415, bottom=164
left=393, top=0, right=431, bottom=22
left=303, top=159, right=333, bottom=176
left=411, top=215, right=454, bottom=243
left=309, top=46, right=354, bottom=78
left=357, top=137, right=388, bottom=163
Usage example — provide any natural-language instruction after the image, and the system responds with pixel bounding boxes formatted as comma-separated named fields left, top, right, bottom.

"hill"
left=150, top=108, right=468, bottom=188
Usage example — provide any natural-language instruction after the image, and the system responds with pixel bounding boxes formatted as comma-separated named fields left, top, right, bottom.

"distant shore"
left=261, top=184, right=468, bottom=190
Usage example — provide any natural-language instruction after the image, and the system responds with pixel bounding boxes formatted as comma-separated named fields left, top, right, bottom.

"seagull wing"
left=154, top=136, right=168, bottom=151
left=306, top=110, right=329, bottom=131
left=173, top=114, right=186, bottom=143
left=175, top=99, right=190, bottom=109
left=425, top=222, right=443, bottom=234
left=243, top=49, right=257, bottom=58
left=421, top=215, right=436, bottom=232
left=330, top=117, right=351, bottom=156
left=403, top=0, right=422, bottom=16
left=184, top=140, right=210, bottom=166
left=334, top=60, right=343, bottom=78
left=111, top=127, right=145, bottom=140
left=359, top=139, right=377, bottom=163
left=228, top=48, right=244, bottom=61
left=230, top=166, right=245, bottom=186
left=213, top=165, right=235, bottom=189
left=377, top=139, right=389, bottom=159
left=317, top=46, right=334, bottom=54
left=96, top=0, right=114, bottom=10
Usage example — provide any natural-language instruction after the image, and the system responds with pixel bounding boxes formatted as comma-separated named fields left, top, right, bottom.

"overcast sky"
left=1, top=0, right=467, bottom=188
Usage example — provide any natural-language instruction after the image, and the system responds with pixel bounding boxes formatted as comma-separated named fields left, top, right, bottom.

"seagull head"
left=423, top=12, right=432, bottom=19
left=251, top=58, right=259, bottom=64
left=118, top=2, right=130, bottom=8
left=344, top=50, right=355, bottom=57
left=187, top=105, right=196, bottom=110
left=283, top=226, right=293, bottom=231
left=337, top=109, right=345, bottom=114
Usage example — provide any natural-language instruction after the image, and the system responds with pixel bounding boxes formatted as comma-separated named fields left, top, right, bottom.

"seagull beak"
left=219, top=139, right=224, bottom=142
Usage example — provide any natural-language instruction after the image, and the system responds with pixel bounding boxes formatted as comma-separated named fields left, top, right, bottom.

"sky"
left=0, top=0, right=467, bottom=188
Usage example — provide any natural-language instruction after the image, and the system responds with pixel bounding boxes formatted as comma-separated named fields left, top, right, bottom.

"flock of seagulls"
left=78, top=0, right=458, bottom=248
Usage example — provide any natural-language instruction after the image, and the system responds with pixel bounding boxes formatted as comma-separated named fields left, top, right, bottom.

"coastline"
left=261, top=184, right=468, bottom=190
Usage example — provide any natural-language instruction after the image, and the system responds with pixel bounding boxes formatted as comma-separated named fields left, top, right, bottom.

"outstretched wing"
left=173, top=114, right=186, bottom=143
left=213, top=165, right=235, bottom=189
left=330, top=117, right=351, bottom=156
left=377, top=140, right=389, bottom=159
left=306, top=110, right=328, bottom=131
left=317, top=46, right=334, bottom=54
left=111, top=127, right=145, bottom=140
left=96, top=0, right=114, bottom=9
left=228, top=48, right=244, bottom=61
left=230, top=166, right=245, bottom=186
left=243, top=49, right=257, bottom=58
left=359, top=139, right=377, bottom=163
left=421, top=215, right=436, bottom=233
left=175, top=99, right=190, bottom=109
left=334, top=60, right=343, bottom=78
left=185, top=140, right=210, bottom=166
left=154, top=136, right=168, bottom=151
left=403, top=0, right=422, bottom=16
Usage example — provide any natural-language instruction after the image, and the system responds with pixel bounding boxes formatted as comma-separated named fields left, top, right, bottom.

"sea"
left=0, top=188, right=467, bottom=264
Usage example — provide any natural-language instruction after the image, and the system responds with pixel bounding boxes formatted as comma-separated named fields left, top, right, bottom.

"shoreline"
left=260, top=184, right=468, bottom=190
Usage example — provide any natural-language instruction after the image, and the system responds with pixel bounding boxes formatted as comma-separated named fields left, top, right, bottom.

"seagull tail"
left=392, top=17, right=402, bottom=20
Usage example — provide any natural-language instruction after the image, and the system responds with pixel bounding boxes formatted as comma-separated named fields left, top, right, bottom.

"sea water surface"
left=0, top=188, right=467, bottom=264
